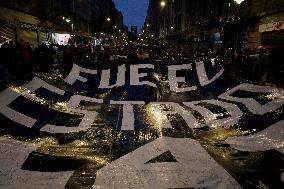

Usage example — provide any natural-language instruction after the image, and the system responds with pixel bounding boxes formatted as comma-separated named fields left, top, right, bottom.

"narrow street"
left=1, top=0, right=284, bottom=188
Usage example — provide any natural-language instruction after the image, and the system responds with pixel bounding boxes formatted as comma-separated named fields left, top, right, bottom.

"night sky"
left=113, top=0, right=149, bottom=32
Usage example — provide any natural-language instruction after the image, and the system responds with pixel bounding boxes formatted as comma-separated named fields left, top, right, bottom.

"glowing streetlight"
left=160, top=1, right=166, bottom=8
left=62, top=16, right=71, bottom=23
left=234, top=0, right=244, bottom=4
left=65, top=19, right=71, bottom=23
left=106, top=17, right=111, bottom=22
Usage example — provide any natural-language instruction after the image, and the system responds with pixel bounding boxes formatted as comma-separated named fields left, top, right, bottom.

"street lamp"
left=160, top=1, right=166, bottom=8
left=62, top=17, right=73, bottom=36
left=65, top=18, right=71, bottom=23
left=160, top=0, right=171, bottom=43
left=223, top=0, right=245, bottom=48
left=234, top=0, right=244, bottom=4
left=106, top=17, right=111, bottom=22
left=72, top=0, right=75, bottom=40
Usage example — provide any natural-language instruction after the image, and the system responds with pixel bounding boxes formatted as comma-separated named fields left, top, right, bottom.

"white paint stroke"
left=0, top=137, right=73, bottom=189
left=130, top=64, right=157, bottom=88
left=93, top=137, right=242, bottom=189
left=184, top=99, right=243, bottom=128
left=99, top=64, right=126, bottom=89
left=0, top=80, right=35, bottom=128
left=196, top=60, right=224, bottom=86
left=148, top=103, right=176, bottom=129
left=66, top=95, right=102, bottom=130
left=219, top=83, right=284, bottom=115
left=64, top=64, right=97, bottom=85
left=110, top=101, right=145, bottom=130
left=40, top=123, right=92, bottom=133
left=226, top=120, right=284, bottom=154
left=0, top=77, right=65, bottom=130
left=24, top=77, right=65, bottom=95
left=0, top=77, right=94, bottom=133
left=167, top=64, right=197, bottom=93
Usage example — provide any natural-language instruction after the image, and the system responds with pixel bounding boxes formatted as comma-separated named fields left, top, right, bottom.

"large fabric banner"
left=0, top=60, right=283, bottom=188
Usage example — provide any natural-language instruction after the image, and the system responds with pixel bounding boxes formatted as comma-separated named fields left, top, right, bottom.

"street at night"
left=0, top=0, right=284, bottom=189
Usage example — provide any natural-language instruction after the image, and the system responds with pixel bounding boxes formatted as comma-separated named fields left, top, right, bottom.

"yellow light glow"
left=160, top=1, right=166, bottom=7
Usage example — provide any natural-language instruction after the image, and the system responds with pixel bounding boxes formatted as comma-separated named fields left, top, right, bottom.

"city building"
left=0, top=1, right=51, bottom=47
left=145, top=0, right=284, bottom=49
left=0, top=0, right=124, bottom=47
left=237, top=0, right=284, bottom=48
left=145, top=0, right=230, bottom=48
left=131, top=26, right=138, bottom=36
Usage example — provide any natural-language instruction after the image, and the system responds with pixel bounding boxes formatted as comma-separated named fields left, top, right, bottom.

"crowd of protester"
left=0, top=39, right=283, bottom=86
left=221, top=47, right=283, bottom=85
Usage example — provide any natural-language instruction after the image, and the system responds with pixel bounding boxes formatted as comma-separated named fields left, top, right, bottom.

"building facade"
left=145, top=0, right=284, bottom=49
left=145, top=0, right=231, bottom=47
left=0, top=0, right=124, bottom=46
left=131, top=26, right=138, bottom=37
left=237, top=0, right=284, bottom=48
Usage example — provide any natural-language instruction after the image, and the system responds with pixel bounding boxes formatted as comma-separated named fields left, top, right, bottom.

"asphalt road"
left=0, top=59, right=284, bottom=189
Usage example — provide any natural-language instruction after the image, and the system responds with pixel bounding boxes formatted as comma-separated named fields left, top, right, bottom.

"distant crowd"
left=0, top=40, right=283, bottom=87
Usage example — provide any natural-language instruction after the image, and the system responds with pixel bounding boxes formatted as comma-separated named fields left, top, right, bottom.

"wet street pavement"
left=0, top=59, right=284, bottom=189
